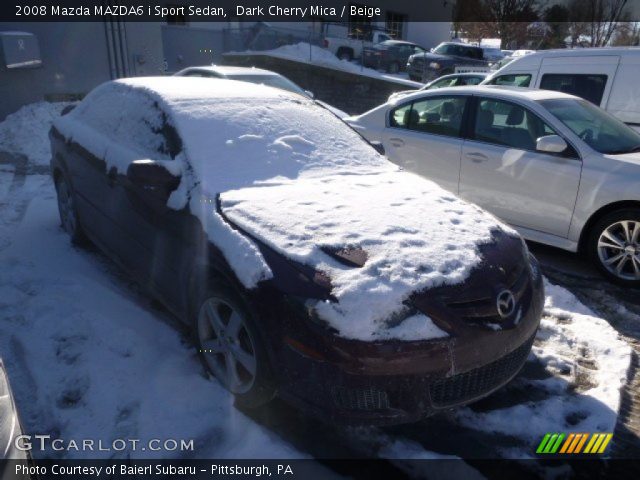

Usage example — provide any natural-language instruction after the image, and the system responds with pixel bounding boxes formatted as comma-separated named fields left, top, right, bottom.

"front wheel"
left=194, top=281, right=276, bottom=407
left=387, top=62, right=400, bottom=74
left=587, top=209, right=640, bottom=286
left=54, top=172, right=87, bottom=245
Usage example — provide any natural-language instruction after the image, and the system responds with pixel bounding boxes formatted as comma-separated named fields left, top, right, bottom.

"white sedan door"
left=459, top=97, right=582, bottom=237
left=383, top=95, right=469, bottom=194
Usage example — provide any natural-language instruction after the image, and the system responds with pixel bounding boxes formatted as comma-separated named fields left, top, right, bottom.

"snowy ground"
left=0, top=102, right=635, bottom=471
left=226, top=42, right=423, bottom=88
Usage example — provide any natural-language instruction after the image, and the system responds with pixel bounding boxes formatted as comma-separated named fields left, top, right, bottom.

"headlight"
left=429, top=62, right=441, bottom=69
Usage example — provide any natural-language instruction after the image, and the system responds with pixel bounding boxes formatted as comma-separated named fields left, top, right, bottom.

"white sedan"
left=346, top=85, right=640, bottom=285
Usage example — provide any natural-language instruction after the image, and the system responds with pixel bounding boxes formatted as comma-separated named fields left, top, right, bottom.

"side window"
left=410, top=97, right=467, bottom=137
left=488, top=74, right=532, bottom=87
left=76, top=87, right=182, bottom=160
left=473, top=98, right=556, bottom=151
left=461, top=76, right=484, bottom=86
left=390, top=103, right=413, bottom=128
left=540, top=73, right=607, bottom=106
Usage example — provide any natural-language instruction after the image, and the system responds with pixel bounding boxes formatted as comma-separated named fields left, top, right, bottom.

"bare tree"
left=568, top=0, right=629, bottom=46
left=453, top=0, right=540, bottom=48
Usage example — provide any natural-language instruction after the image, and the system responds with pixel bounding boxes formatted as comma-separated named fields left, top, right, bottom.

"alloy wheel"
left=597, top=220, right=640, bottom=281
left=56, top=180, right=77, bottom=235
left=197, top=297, right=257, bottom=394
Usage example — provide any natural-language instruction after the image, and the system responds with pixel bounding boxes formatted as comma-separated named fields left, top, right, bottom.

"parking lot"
left=0, top=98, right=637, bottom=472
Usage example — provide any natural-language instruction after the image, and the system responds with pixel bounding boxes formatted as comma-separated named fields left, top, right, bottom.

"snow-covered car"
left=388, top=73, right=488, bottom=101
left=1, top=359, right=29, bottom=464
left=346, top=85, right=640, bottom=286
left=50, top=77, right=543, bottom=425
left=173, top=65, right=347, bottom=118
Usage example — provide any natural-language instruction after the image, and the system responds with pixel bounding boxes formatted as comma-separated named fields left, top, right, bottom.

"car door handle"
left=466, top=152, right=489, bottom=163
left=389, top=137, right=405, bottom=147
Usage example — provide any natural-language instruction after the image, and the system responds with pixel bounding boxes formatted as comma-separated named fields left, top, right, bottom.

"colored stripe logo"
left=536, top=433, right=613, bottom=454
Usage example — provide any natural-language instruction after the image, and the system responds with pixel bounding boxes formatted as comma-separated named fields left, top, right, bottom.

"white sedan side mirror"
left=536, top=135, right=567, bottom=153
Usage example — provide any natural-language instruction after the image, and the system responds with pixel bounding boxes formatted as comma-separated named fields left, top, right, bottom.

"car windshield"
left=229, top=74, right=308, bottom=97
left=540, top=98, right=640, bottom=154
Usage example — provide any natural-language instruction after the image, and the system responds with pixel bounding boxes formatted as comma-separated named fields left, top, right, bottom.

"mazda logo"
left=496, top=289, right=516, bottom=318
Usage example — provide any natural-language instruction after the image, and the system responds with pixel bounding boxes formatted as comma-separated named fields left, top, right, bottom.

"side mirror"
left=536, top=135, right=567, bottom=154
left=126, top=160, right=180, bottom=197
left=304, top=90, right=315, bottom=99
left=61, top=105, right=76, bottom=116
left=370, top=141, right=385, bottom=155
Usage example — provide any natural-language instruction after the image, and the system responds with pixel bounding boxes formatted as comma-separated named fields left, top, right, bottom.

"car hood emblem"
left=496, top=289, right=516, bottom=318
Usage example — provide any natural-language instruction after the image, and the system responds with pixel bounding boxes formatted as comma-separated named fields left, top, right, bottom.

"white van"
left=482, top=47, right=640, bottom=129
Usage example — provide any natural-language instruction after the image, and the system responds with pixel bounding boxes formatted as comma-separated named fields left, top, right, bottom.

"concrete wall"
left=0, top=22, right=111, bottom=120
left=223, top=53, right=412, bottom=115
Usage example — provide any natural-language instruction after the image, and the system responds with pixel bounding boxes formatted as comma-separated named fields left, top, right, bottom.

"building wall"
left=0, top=22, right=111, bottom=120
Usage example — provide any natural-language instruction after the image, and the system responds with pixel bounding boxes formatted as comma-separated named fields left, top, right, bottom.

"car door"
left=107, top=104, right=202, bottom=311
left=382, top=95, right=469, bottom=194
left=459, top=96, right=582, bottom=237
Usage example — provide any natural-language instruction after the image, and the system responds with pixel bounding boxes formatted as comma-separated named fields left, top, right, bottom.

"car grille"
left=429, top=333, right=534, bottom=408
left=331, top=385, right=390, bottom=411
left=446, top=265, right=530, bottom=328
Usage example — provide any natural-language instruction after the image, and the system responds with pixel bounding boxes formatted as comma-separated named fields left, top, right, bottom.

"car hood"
left=219, top=170, right=514, bottom=341
left=410, top=52, right=450, bottom=62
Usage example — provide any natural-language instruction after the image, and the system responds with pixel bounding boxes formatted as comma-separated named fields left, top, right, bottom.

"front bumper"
left=275, top=258, right=544, bottom=426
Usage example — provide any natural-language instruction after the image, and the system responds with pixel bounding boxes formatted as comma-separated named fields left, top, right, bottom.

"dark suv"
left=50, top=77, right=543, bottom=425
left=407, top=42, right=489, bottom=82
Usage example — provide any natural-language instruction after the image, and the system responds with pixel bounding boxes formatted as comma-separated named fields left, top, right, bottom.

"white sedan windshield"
left=540, top=98, right=640, bottom=154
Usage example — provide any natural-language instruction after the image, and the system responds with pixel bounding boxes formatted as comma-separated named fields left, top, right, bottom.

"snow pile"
left=55, top=77, right=509, bottom=341
left=0, top=101, right=71, bottom=165
left=0, top=191, right=307, bottom=460
left=228, top=42, right=422, bottom=88
left=454, top=279, right=632, bottom=452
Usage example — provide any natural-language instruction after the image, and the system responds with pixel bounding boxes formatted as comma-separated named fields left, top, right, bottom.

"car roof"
left=180, top=65, right=278, bottom=77
left=380, top=40, right=418, bottom=46
left=114, top=76, right=305, bottom=103
left=395, top=85, right=576, bottom=103
left=519, top=46, right=640, bottom=58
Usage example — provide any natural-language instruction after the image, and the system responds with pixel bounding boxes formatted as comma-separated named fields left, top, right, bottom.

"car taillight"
left=323, top=39, right=329, bottom=48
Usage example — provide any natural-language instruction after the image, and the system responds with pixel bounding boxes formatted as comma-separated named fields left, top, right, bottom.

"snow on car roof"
left=392, top=84, right=576, bottom=104
left=183, top=65, right=278, bottom=76
left=55, top=77, right=510, bottom=341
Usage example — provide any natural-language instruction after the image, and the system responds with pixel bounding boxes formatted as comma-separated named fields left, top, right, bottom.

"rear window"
left=539, top=73, right=607, bottom=106
left=487, top=74, right=531, bottom=87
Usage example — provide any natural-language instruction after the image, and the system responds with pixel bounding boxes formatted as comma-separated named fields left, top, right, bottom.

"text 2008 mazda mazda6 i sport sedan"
left=49, top=77, right=543, bottom=425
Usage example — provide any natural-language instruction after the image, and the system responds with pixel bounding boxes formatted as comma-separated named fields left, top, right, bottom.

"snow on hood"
left=221, top=171, right=506, bottom=340
left=55, top=77, right=512, bottom=341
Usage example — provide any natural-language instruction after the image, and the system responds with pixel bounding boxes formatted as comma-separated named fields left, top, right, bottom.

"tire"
left=587, top=208, right=640, bottom=287
left=54, top=171, right=87, bottom=245
left=193, top=279, right=276, bottom=408
left=387, top=62, right=400, bottom=74
left=336, top=48, right=353, bottom=62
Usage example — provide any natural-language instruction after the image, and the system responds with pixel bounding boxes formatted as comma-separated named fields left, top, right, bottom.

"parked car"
left=481, top=46, right=505, bottom=63
left=407, top=42, right=489, bottom=82
left=388, top=73, right=488, bottom=101
left=482, top=47, right=640, bottom=130
left=362, top=40, right=426, bottom=73
left=346, top=85, right=640, bottom=286
left=323, top=28, right=392, bottom=61
left=1, top=359, right=29, bottom=463
left=50, top=77, right=543, bottom=425
left=174, top=65, right=347, bottom=118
